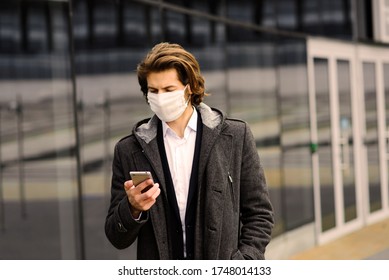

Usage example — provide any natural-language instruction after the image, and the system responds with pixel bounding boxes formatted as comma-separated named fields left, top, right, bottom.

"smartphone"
left=129, top=171, right=153, bottom=193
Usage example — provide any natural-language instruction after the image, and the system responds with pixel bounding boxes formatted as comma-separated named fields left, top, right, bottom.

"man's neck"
left=166, top=105, right=194, bottom=138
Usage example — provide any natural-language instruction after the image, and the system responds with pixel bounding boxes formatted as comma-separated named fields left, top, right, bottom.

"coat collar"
left=133, top=103, right=224, bottom=144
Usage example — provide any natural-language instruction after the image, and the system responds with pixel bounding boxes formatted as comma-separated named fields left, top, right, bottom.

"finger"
left=137, top=178, right=154, bottom=193
left=128, top=183, right=160, bottom=212
left=140, top=183, right=159, bottom=199
left=136, top=184, right=159, bottom=207
left=128, top=183, right=155, bottom=207
left=150, top=183, right=160, bottom=198
left=141, top=188, right=161, bottom=211
left=151, top=186, right=161, bottom=200
left=124, top=180, right=134, bottom=191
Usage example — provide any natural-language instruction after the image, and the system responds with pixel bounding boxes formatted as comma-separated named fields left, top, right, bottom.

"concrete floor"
left=290, top=217, right=389, bottom=260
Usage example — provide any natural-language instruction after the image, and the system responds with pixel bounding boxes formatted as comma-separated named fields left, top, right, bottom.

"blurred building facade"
left=0, top=0, right=388, bottom=259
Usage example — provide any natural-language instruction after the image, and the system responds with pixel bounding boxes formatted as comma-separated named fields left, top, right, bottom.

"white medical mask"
left=147, top=86, right=189, bottom=122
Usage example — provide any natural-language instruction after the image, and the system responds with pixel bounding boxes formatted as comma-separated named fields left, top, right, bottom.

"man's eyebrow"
left=148, top=85, right=177, bottom=90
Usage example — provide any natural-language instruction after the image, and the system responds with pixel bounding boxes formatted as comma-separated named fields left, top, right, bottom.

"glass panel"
left=164, top=0, right=218, bottom=46
left=337, top=60, right=357, bottom=222
left=122, top=1, right=155, bottom=47
left=321, top=0, right=350, bottom=38
left=72, top=0, right=89, bottom=50
left=27, top=3, right=49, bottom=53
left=226, top=37, right=282, bottom=235
left=226, top=0, right=256, bottom=24
left=189, top=2, right=212, bottom=46
left=302, top=0, right=321, bottom=34
left=74, top=38, right=152, bottom=261
left=226, top=1, right=270, bottom=42
left=301, top=0, right=352, bottom=39
left=259, top=0, right=277, bottom=28
left=314, top=58, right=336, bottom=232
left=92, top=1, right=117, bottom=49
left=0, top=2, right=81, bottom=259
left=363, top=62, right=382, bottom=213
left=164, top=9, right=187, bottom=46
left=278, top=39, right=313, bottom=231
left=276, top=0, right=297, bottom=30
left=191, top=47, right=227, bottom=111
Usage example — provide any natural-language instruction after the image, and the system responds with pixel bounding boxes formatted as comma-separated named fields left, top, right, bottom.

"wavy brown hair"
left=137, top=42, right=206, bottom=106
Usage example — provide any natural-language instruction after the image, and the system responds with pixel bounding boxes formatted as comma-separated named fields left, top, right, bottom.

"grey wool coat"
left=105, top=103, right=274, bottom=259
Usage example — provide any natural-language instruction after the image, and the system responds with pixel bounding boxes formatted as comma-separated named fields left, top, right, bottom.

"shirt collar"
left=162, top=106, right=197, bottom=138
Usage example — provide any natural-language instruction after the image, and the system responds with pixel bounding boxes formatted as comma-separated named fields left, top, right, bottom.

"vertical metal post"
left=0, top=105, right=5, bottom=232
left=78, top=91, right=84, bottom=166
left=67, top=0, right=86, bottom=260
left=16, top=95, right=27, bottom=219
left=103, top=90, right=111, bottom=204
left=274, top=35, right=287, bottom=235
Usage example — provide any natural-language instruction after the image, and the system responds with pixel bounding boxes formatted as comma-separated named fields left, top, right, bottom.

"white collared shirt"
left=162, top=107, right=197, bottom=256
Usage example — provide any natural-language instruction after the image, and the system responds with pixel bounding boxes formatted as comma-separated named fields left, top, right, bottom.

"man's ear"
left=185, top=84, right=192, bottom=94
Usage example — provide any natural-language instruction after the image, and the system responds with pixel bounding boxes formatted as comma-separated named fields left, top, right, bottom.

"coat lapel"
left=134, top=136, right=171, bottom=259
left=195, top=122, right=226, bottom=259
left=196, top=120, right=236, bottom=259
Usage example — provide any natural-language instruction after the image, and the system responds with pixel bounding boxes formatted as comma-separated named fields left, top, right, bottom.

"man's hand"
left=124, top=179, right=161, bottom=218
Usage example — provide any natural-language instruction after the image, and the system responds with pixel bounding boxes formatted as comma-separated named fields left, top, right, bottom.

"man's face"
left=147, top=68, right=187, bottom=95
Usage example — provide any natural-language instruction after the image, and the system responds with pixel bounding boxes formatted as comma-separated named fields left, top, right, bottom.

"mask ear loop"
left=184, top=85, right=191, bottom=105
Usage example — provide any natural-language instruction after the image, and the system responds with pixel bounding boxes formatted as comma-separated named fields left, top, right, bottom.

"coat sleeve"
left=104, top=140, right=148, bottom=249
left=238, top=122, right=274, bottom=259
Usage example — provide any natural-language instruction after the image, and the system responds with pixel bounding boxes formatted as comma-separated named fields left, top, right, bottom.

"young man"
left=105, top=42, right=274, bottom=259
